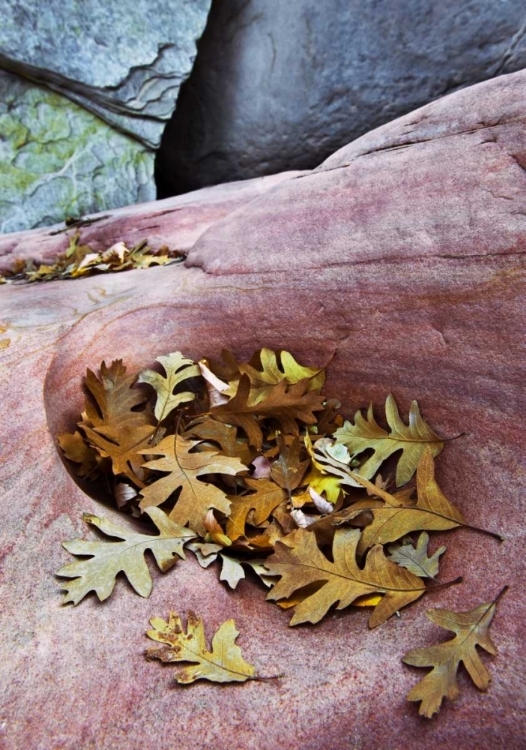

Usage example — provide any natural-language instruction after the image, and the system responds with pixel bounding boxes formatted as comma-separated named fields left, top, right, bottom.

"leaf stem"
left=425, top=575, right=463, bottom=592
left=461, top=521, right=504, bottom=542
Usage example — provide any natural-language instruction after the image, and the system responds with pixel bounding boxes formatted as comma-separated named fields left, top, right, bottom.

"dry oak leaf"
left=184, top=417, right=252, bottom=463
left=57, top=508, right=196, bottom=604
left=387, top=532, right=446, bottom=579
left=303, top=434, right=351, bottom=502
left=139, top=434, right=247, bottom=535
left=210, top=374, right=324, bottom=449
left=229, top=347, right=326, bottom=403
left=146, top=611, right=258, bottom=684
left=81, top=423, right=157, bottom=487
left=270, top=437, right=310, bottom=494
left=334, top=394, right=444, bottom=486
left=266, top=527, right=425, bottom=627
left=81, top=359, right=152, bottom=431
left=349, top=449, right=465, bottom=555
left=226, top=478, right=287, bottom=541
left=403, top=587, right=507, bottom=718
left=137, top=351, right=200, bottom=423
left=57, top=430, right=100, bottom=478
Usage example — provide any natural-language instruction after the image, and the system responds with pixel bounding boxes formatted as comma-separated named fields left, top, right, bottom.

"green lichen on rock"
left=0, top=71, right=155, bottom=233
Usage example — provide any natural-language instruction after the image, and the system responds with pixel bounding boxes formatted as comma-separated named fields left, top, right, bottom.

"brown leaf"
left=403, top=587, right=507, bottom=717
left=226, top=478, right=287, bottom=540
left=82, top=423, right=156, bottom=486
left=270, top=436, right=310, bottom=494
left=266, top=527, right=425, bottom=627
left=57, top=430, right=100, bottom=478
left=349, top=449, right=465, bottom=554
left=139, top=435, right=247, bottom=535
left=184, top=417, right=251, bottom=462
left=145, top=611, right=258, bottom=684
left=82, top=360, right=152, bottom=431
left=210, top=374, right=324, bottom=449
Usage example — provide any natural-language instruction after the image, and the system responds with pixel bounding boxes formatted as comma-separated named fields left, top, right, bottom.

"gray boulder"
left=157, top=0, right=526, bottom=196
left=0, top=0, right=211, bottom=231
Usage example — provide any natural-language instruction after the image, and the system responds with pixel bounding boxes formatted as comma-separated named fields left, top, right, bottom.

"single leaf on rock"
left=388, top=532, right=446, bottom=579
left=57, top=508, right=196, bottom=604
left=138, top=352, right=200, bottom=422
left=226, top=478, right=286, bottom=540
left=334, top=394, right=444, bottom=486
left=266, top=527, right=425, bottom=627
left=139, top=435, right=247, bottom=535
left=349, top=449, right=465, bottom=554
left=146, top=611, right=258, bottom=684
left=403, top=588, right=507, bottom=718
left=210, top=375, right=324, bottom=449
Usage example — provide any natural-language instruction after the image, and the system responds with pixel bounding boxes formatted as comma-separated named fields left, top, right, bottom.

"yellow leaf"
left=146, top=611, right=258, bottom=684
left=403, top=587, right=507, bottom=718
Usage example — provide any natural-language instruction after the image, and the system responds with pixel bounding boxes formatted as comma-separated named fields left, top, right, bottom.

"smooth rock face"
left=0, top=0, right=211, bottom=231
left=157, top=0, right=526, bottom=196
left=0, top=72, right=525, bottom=749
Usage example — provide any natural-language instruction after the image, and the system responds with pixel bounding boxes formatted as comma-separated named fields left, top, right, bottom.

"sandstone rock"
left=158, top=0, right=526, bottom=196
left=0, top=0, right=211, bottom=231
left=0, top=170, right=302, bottom=273
left=0, top=72, right=524, bottom=749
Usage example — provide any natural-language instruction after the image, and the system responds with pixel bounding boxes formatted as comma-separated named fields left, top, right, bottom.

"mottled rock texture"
left=0, top=72, right=525, bottom=749
left=0, top=0, right=211, bottom=231
left=158, top=0, right=526, bottom=196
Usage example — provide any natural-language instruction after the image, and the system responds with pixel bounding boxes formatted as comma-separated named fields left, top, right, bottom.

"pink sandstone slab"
left=0, top=71, right=525, bottom=750
left=0, top=170, right=303, bottom=273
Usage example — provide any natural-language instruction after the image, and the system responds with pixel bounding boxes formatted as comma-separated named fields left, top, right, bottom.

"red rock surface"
left=0, top=71, right=525, bottom=749
left=0, top=170, right=303, bottom=273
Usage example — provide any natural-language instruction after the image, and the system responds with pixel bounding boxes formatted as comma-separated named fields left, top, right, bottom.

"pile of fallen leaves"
left=57, top=348, right=505, bottom=716
left=0, top=232, right=182, bottom=284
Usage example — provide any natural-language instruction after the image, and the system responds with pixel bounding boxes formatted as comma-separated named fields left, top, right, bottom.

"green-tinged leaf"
left=145, top=611, right=258, bottom=684
left=387, top=532, right=446, bottom=579
left=138, top=352, right=200, bottom=422
left=334, top=394, right=444, bottom=486
left=57, top=508, right=196, bottom=604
